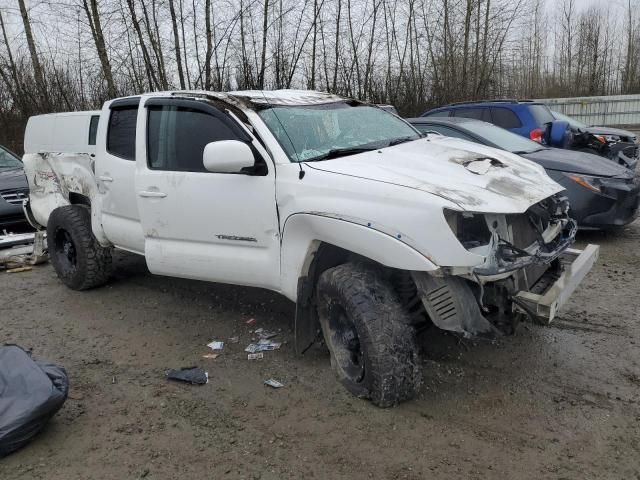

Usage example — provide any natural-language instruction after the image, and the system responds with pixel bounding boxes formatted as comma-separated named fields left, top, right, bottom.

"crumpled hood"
left=307, top=137, right=563, bottom=213
left=522, top=147, right=631, bottom=177
left=585, top=126, right=638, bottom=141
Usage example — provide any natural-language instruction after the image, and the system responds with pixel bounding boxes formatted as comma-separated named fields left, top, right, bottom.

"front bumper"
left=512, top=244, right=599, bottom=323
left=0, top=202, right=28, bottom=229
left=580, top=176, right=640, bottom=228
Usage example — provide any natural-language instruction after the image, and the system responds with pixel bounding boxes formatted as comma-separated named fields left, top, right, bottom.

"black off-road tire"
left=47, top=205, right=113, bottom=290
left=316, top=263, right=421, bottom=407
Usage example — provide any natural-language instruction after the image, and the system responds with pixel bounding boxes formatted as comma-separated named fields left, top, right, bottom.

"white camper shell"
left=24, top=111, right=101, bottom=155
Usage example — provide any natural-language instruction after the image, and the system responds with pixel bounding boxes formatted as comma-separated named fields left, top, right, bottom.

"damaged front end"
left=413, top=194, right=599, bottom=338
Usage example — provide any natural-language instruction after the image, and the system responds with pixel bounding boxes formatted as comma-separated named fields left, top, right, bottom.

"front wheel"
left=47, top=205, right=113, bottom=290
left=316, top=263, right=421, bottom=407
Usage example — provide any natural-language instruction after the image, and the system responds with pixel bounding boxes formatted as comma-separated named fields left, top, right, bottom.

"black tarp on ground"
left=0, top=345, right=68, bottom=457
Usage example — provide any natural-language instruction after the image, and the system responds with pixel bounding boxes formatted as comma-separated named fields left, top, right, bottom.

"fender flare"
left=279, top=213, right=439, bottom=302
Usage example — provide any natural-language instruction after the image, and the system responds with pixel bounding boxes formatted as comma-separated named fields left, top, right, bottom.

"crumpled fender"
left=279, top=213, right=438, bottom=301
left=22, top=152, right=110, bottom=246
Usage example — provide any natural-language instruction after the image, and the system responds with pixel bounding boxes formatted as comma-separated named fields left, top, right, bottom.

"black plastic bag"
left=166, top=366, right=208, bottom=385
left=0, top=345, right=69, bottom=457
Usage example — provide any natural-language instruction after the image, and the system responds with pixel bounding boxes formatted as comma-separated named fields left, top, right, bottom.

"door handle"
left=99, top=175, right=113, bottom=182
left=139, top=191, right=167, bottom=198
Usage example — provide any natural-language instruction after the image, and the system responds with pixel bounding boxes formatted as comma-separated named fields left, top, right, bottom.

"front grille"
left=0, top=189, right=29, bottom=205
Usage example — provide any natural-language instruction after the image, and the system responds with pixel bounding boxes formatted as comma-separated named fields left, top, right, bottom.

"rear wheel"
left=316, top=263, right=421, bottom=407
left=47, top=205, right=112, bottom=290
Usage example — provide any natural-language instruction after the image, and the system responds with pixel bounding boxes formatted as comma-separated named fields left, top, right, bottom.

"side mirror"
left=546, top=120, right=570, bottom=148
left=202, top=140, right=255, bottom=173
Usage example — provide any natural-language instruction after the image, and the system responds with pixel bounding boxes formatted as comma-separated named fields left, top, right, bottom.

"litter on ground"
left=202, top=353, right=220, bottom=360
left=206, top=341, right=224, bottom=350
left=6, top=266, right=32, bottom=273
left=247, top=353, right=263, bottom=360
left=264, top=379, right=284, bottom=389
left=245, top=341, right=281, bottom=353
left=254, top=328, right=278, bottom=340
left=166, top=367, right=208, bottom=385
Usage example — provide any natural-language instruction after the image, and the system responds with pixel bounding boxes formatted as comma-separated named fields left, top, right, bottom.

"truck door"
left=95, top=97, right=145, bottom=253
left=135, top=97, right=280, bottom=290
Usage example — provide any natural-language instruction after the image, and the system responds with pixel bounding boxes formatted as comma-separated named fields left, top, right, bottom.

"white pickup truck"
left=22, top=90, right=598, bottom=407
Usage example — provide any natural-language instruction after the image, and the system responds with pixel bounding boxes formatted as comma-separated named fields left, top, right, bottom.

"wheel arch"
left=280, top=213, right=438, bottom=353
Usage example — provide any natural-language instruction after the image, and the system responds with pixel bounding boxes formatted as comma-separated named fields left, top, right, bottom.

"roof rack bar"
left=446, top=99, right=519, bottom=106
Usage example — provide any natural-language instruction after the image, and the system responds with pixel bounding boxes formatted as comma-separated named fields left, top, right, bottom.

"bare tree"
left=82, top=0, right=117, bottom=97
left=17, top=0, right=49, bottom=107
left=169, top=0, right=186, bottom=89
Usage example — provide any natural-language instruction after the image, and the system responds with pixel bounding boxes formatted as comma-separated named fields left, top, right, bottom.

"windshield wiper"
left=304, top=146, right=379, bottom=162
left=387, top=136, right=418, bottom=147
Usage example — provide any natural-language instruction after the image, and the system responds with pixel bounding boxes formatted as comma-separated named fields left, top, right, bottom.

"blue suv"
left=422, top=100, right=558, bottom=143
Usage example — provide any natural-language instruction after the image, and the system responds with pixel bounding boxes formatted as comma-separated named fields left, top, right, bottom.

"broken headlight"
left=443, top=209, right=491, bottom=250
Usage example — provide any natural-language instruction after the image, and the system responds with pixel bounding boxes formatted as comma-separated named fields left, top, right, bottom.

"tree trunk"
left=82, top=0, right=117, bottom=97
left=204, top=0, right=213, bottom=90
left=17, top=0, right=49, bottom=107
left=332, top=0, right=341, bottom=92
left=168, top=0, right=186, bottom=89
left=259, top=0, right=270, bottom=88
left=125, top=0, right=160, bottom=89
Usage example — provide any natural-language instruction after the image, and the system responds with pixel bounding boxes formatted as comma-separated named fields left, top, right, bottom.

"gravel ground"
left=1, top=221, right=639, bottom=480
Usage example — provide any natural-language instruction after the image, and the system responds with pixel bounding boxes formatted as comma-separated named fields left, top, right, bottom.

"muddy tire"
left=316, top=263, right=421, bottom=407
left=47, top=205, right=112, bottom=290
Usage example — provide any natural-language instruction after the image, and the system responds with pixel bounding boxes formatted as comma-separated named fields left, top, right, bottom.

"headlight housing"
left=595, top=134, right=621, bottom=143
left=566, top=174, right=604, bottom=193
left=565, top=173, right=630, bottom=199
left=443, top=209, right=491, bottom=249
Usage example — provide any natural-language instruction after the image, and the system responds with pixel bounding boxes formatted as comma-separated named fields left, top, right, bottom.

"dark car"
left=407, top=117, right=640, bottom=230
left=0, top=145, right=30, bottom=230
left=551, top=110, right=639, bottom=170
left=421, top=99, right=563, bottom=143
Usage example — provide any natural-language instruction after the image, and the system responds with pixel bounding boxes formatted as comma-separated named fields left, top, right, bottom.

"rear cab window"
left=88, top=115, right=99, bottom=146
left=107, top=104, right=138, bottom=160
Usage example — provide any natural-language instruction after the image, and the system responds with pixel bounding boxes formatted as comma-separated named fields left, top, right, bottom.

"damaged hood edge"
left=307, top=137, right=564, bottom=213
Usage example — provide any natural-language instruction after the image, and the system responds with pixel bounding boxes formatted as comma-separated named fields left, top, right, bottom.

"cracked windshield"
left=258, top=102, right=420, bottom=162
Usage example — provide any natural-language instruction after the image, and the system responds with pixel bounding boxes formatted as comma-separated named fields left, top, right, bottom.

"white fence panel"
left=535, top=94, right=640, bottom=128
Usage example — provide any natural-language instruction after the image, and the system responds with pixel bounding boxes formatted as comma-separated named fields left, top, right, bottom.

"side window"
left=453, top=108, right=491, bottom=122
left=491, top=108, right=522, bottom=129
left=107, top=107, right=137, bottom=160
left=88, top=115, right=99, bottom=146
left=147, top=106, right=247, bottom=172
left=427, top=125, right=477, bottom=142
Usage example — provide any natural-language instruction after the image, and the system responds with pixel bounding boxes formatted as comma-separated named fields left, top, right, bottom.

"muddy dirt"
left=1, top=222, right=639, bottom=479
